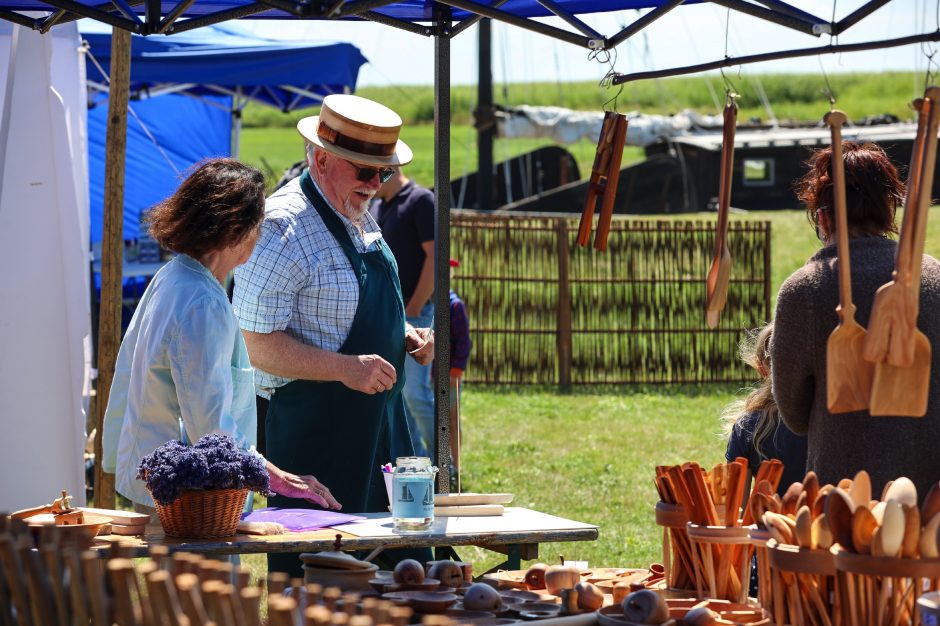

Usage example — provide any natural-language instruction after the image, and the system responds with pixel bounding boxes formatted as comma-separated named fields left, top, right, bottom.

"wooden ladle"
left=869, top=86, right=940, bottom=417
left=824, top=109, right=874, bottom=413
left=863, top=97, right=928, bottom=367
left=705, top=97, right=737, bottom=328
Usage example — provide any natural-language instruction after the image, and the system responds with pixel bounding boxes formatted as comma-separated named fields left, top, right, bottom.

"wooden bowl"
left=383, top=590, right=459, bottom=613
left=302, top=562, right=378, bottom=592
left=512, top=602, right=561, bottom=619
left=26, top=513, right=112, bottom=550
left=597, top=599, right=770, bottom=626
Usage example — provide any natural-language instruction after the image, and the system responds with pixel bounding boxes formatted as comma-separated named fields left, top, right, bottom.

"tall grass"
left=242, top=71, right=923, bottom=128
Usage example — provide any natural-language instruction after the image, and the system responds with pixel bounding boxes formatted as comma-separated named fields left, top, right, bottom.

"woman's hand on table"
left=266, top=461, right=342, bottom=510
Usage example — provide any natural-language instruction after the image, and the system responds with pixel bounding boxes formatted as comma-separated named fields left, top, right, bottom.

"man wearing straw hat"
left=233, top=94, right=434, bottom=575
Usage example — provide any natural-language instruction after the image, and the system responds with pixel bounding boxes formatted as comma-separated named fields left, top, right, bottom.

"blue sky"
left=235, top=1, right=929, bottom=88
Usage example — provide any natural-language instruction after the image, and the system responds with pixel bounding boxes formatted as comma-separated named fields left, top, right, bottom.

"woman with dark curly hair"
left=102, top=158, right=340, bottom=515
left=771, top=141, right=940, bottom=501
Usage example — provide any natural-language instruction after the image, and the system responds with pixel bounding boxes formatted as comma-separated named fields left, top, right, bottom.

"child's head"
left=741, top=323, right=773, bottom=380
left=721, top=323, right=778, bottom=456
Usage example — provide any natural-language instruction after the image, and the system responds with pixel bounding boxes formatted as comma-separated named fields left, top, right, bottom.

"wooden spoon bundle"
left=578, top=111, right=628, bottom=252
left=653, top=458, right=781, bottom=600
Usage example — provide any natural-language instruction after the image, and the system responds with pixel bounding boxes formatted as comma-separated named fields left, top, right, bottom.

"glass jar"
left=392, top=456, right=438, bottom=532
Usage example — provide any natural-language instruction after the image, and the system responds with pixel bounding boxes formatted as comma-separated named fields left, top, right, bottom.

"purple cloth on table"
left=240, top=508, right=365, bottom=532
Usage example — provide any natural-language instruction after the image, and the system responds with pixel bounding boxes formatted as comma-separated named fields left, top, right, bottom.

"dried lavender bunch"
left=138, top=434, right=270, bottom=505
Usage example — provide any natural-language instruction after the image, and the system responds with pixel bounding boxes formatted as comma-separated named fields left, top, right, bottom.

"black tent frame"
left=0, top=0, right=911, bottom=495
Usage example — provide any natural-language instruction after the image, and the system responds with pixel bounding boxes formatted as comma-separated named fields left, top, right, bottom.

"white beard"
left=344, top=191, right=374, bottom=221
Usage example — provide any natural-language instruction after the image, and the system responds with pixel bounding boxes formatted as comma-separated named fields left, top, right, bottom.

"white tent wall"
left=0, top=21, right=90, bottom=511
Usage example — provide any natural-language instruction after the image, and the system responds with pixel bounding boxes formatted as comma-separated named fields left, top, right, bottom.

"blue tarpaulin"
left=88, top=93, right=232, bottom=244
left=3, top=1, right=652, bottom=22
left=80, top=22, right=367, bottom=111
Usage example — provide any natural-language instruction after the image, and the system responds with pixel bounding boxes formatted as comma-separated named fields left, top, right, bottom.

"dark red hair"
left=147, top=158, right=266, bottom=257
left=795, top=141, right=904, bottom=237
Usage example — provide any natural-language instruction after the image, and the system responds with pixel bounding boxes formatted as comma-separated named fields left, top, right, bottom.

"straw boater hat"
left=297, top=94, right=413, bottom=168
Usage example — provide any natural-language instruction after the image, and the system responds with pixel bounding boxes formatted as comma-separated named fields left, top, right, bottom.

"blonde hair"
left=720, top=324, right=779, bottom=458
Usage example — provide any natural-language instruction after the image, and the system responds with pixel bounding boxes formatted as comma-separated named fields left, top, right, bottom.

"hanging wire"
left=591, top=45, right=623, bottom=112
left=817, top=56, right=837, bottom=109
left=719, top=8, right=740, bottom=100
left=921, top=0, right=940, bottom=89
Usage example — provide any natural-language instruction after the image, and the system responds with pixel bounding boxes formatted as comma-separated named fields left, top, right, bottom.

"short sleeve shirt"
left=369, top=181, right=435, bottom=302
left=232, top=174, right=386, bottom=391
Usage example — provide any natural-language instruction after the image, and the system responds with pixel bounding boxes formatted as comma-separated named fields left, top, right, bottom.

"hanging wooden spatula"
left=869, top=86, right=940, bottom=417
left=825, top=109, right=874, bottom=414
left=594, top=114, right=628, bottom=252
left=705, top=98, right=737, bottom=328
left=863, top=97, right=929, bottom=368
left=578, top=112, right=618, bottom=247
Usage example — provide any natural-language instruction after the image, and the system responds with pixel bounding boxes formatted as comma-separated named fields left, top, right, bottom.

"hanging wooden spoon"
left=869, top=86, right=940, bottom=417
left=824, top=109, right=874, bottom=413
left=863, top=97, right=928, bottom=366
left=705, top=96, right=737, bottom=328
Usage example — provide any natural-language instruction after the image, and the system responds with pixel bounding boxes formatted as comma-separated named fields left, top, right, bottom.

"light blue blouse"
left=102, top=254, right=258, bottom=507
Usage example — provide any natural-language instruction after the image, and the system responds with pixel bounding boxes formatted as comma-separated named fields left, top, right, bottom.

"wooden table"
left=98, top=507, right=598, bottom=571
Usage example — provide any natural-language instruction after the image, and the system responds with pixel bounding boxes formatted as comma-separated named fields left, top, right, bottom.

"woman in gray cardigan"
left=771, top=141, right=940, bottom=502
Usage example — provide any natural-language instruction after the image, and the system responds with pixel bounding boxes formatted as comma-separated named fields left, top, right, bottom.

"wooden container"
left=655, top=501, right=695, bottom=592
left=765, top=540, right=837, bottom=626
left=833, top=547, right=940, bottom=626
left=685, top=523, right=754, bottom=604
left=749, top=527, right=773, bottom=612
left=597, top=598, right=770, bottom=626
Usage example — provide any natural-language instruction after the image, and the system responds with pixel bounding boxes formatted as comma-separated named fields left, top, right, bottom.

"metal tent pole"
left=94, top=26, right=130, bottom=509
left=476, top=17, right=494, bottom=211
left=433, top=4, right=452, bottom=494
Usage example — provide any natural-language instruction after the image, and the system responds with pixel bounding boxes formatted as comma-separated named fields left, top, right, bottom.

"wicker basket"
left=153, top=488, right=247, bottom=538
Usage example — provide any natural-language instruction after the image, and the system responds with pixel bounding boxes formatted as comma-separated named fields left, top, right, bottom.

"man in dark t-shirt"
left=370, top=171, right=436, bottom=457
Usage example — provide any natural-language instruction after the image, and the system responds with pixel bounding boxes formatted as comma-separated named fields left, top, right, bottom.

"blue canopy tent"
left=82, top=23, right=367, bottom=244
left=80, top=22, right=367, bottom=112
left=0, top=0, right=914, bottom=500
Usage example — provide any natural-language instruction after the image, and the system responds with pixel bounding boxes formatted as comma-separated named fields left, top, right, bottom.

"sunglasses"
left=346, top=160, right=395, bottom=184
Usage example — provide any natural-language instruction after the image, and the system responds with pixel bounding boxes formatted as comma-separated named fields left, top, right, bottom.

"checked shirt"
left=233, top=174, right=390, bottom=393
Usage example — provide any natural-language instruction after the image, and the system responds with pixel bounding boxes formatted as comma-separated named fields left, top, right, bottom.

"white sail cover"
left=497, top=104, right=724, bottom=147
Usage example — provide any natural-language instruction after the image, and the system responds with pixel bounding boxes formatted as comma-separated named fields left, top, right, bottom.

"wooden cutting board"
left=434, top=504, right=504, bottom=517
left=433, top=493, right=514, bottom=506
left=79, top=507, right=151, bottom=525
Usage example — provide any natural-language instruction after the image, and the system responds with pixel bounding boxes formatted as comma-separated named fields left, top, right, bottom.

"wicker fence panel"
left=451, top=212, right=771, bottom=385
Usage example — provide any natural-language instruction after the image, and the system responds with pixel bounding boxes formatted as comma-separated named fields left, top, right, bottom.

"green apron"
left=266, top=170, right=415, bottom=576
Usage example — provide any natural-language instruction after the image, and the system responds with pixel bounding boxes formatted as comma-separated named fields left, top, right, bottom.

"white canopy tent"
left=0, top=20, right=90, bottom=511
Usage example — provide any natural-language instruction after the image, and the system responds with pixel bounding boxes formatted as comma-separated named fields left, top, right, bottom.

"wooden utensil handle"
left=577, top=182, right=601, bottom=246
left=895, top=98, right=928, bottom=285
left=910, top=87, right=940, bottom=291
left=825, top=110, right=855, bottom=315
left=716, top=101, right=738, bottom=251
